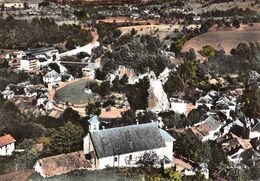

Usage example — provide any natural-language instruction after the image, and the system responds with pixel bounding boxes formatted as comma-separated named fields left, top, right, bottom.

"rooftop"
left=44, top=70, right=60, bottom=79
left=90, top=123, right=173, bottom=158
left=252, top=121, right=260, bottom=132
left=35, top=151, right=92, bottom=177
left=24, top=47, right=57, bottom=56
left=0, top=134, right=16, bottom=147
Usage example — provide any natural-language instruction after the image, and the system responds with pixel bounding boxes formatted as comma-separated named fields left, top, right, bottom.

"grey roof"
left=24, top=47, right=57, bottom=56
left=252, top=122, right=260, bottom=132
left=44, top=70, right=60, bottom=78
left=203, top=116, right=223, bottom=130
left=90, top=123, right=167, bottom=158
left=89, top=116, right=99, bottom=124
left=159, top=129, right=175, bottom=142
left=1, top=90, right=14, bottom=95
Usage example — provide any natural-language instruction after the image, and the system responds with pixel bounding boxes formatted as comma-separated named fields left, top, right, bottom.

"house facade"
left=0, top=134, right=16, bottom=156
left=1, top=89, right=14, bottom=99
left=43, top=70, right=61, bottom=85
left=83, top=117, right=175, bottom=170
left=20, top=57, right=38, bottom=70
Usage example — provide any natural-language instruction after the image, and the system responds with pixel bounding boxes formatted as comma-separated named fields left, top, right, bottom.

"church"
left=83, top=116, right=175, bottom=169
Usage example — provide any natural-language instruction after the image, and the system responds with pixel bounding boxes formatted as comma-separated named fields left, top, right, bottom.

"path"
left=60, top=28, right=100, bottom=57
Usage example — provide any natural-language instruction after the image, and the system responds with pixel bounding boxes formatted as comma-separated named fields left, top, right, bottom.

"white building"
left=3, top=0, right=24, bottom=9
left=0, top=134, right=16, bottom=156
left=20, top=57, right=38, bottom=71
left=169, top=98, right=195, bottom=116
left=83, top=117, right=175, bottom=170
left=193, top=115, right=223, bottom=142
left=1, top=89, right=14, bottom=99
left=82, top=63, right=96, bottom=79
left=43, top=70, right=61, bottom=85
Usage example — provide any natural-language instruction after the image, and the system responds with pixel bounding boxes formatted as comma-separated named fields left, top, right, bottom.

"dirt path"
left=0, top=169, right=34, bottom=181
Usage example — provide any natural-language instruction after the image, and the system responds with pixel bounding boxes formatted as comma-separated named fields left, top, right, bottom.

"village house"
left=43, top=70, right=61, bottom=85
left=1, top=89, right=14, bottom=99
left=83, top=116, right=175, bottom=169
left=195, top=90, right=218, bottom=109
left=0, top=134, right=16, bottom=156
left=191, top=115, right=224, bottom=142
left=216, top=133, right=253, bottom=165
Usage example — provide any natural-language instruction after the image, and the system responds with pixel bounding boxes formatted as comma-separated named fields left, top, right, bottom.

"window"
left=114, top=157, right=117, bottom=162
left=129, top=155, right=132, bottom=160
left=93, top=125, right=97, bottom=130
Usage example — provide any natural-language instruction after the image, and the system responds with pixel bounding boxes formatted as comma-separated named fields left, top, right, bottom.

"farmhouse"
left=83, top=117, right=175, bottom=169
left=0, top=134, right=16, bottom=156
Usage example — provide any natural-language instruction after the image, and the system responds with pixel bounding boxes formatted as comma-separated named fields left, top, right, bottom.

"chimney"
left=136, top=120, right=139, bottom=125
left=102, top=126, right=105, bottom=130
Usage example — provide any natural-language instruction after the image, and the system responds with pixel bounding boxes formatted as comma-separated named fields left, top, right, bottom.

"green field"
left=54, top=79, right=98, bottom=105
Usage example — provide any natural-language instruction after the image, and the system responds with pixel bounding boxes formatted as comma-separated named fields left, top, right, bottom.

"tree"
left=48, top=63, right=60, bottom=73
left=201, top=45, right=216, bottom=57
left=95, top=68, right=106, bottom=80
left=60, top=107, right=81, bottom=123
left=49, top=122, right=84, bottom=154
left=241, top=88, right=260, bottom=119
left=172, top=132, right=212, bottom=164
left=233, top=18, right=241, bottom=28
left=126, top=77, right=150, bottom=110
left=14, top=139, right=40, bottom=170
left=187, top=105, right=209, bottom=125
left=159, top=111, right=189, bottom=128
left=136, top=151, right=161, bottom=174
left=170, top=36, right=188, bottom=55
left=85, top=102, right=101, bottom=116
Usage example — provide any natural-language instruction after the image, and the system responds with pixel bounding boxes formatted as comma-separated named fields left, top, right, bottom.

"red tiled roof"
left=0, top=134, right=16, bottom=147
left=99, top=108, right=128, bottom=119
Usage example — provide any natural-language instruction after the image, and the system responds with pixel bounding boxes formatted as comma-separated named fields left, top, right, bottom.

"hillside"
left=182, top=23, right=260, bottom=60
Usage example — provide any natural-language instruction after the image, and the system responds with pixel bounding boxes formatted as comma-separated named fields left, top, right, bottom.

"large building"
left=19, top=47, right=60, bottom=71
left=83, top=116, right=175, bottom=169
left=1, top=0, right=43, bottom=10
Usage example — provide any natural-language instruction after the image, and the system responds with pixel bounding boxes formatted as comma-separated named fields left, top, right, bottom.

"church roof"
left=90, top=123, right=170, bottom=158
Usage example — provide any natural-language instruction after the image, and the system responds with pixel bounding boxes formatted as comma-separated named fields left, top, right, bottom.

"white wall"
left=43, top=77, right=61, bottom=85
left=0, top=143, right=15, bottom=156
left=97, top=141, right=173, bottom=170
left=250, top=131, right=260, bottom=139
left=34, top=161, right=46, bottom=177
left=4, top=3, right=24, bottom=9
